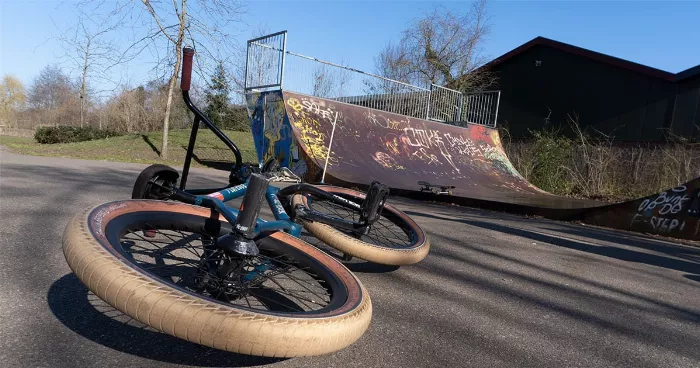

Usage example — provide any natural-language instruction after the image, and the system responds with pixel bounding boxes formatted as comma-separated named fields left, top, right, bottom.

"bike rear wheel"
left=62, top=200, right=372, bottom=357
left=291, top=186, right=430, bottom=266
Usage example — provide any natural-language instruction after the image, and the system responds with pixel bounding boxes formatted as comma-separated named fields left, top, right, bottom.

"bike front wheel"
left=62, top=200, right=372, bottom=357
left=291, top=186, right=430, bottom=266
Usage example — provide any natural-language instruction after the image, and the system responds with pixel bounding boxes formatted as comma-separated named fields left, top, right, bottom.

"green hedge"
left=34, top=126, right=123, bottom=144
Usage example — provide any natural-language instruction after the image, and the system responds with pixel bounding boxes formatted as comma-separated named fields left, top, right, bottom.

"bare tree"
left=374, top=0, right=496, bottom=93
left=27, top=65, right=79, bottom=112
left=311, top=63, right=352, bottom=98
left=27, top=65, right=80, bottom=127
left=93, top=0, right=245, bottom=158
left=370, top=42, right=412, bottom=94
left=56, top=12, right=122, bottom=127
left=312, top=65, right=334, bottom=98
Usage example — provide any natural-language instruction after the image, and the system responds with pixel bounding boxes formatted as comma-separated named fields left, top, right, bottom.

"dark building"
left=485, top=37, right=700, bottom=141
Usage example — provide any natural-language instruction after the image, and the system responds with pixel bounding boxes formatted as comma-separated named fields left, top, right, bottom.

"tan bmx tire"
left=291, top=186, right=430, bottom=266
left=62, top=200, right=372, bottom=357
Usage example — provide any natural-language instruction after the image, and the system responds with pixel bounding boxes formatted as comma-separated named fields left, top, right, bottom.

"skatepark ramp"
left=243, top=31, right=700, bottom=241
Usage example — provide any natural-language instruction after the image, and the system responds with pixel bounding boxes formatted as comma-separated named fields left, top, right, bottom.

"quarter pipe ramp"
left=246, top=90, right=700, bottom=241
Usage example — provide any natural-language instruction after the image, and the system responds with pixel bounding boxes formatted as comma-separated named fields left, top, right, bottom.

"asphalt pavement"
left=1, top=148, right=699, bottom=368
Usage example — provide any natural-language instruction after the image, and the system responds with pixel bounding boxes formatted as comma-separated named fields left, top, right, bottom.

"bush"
left=502, top=116, right=700, bottom=202
left=527, top=129, right=575, bottom=194
left=34, top=126, right=123, bottom=144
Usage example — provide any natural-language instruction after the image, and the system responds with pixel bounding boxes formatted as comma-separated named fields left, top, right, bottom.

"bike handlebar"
left=181, top=47, right=194, bottom=91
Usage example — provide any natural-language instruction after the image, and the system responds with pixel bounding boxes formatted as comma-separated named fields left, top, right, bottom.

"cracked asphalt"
left=1, top=149, right=699, bottom=368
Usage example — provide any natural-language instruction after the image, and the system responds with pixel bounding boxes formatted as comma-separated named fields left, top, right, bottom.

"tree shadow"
left=685, top=274, right=700, bottom=283
left=141, top=134, right=160, bottom=156
left=298, top=231, right=400, bottom=273
left=189, top=149, right=234, bottom=172
left=47, top=273, right=285, bottom=367
left=405, top=210, right=700, bottom=281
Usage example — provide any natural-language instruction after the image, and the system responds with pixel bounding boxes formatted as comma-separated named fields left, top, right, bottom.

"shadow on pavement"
left=299, top=232, right=400, bottom=273
left=47, top=274, right=285, bottom=367
left=685, top=274, right=700, bottom=283
left=406, top=210, right=700, bottom=281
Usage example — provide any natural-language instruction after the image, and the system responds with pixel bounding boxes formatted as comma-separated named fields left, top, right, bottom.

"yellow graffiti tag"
left=293, top=114, right=339, bottom=166
left=287, top=97, right=303, bottom=112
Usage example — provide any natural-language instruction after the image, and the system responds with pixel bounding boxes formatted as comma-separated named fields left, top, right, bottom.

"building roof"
left=485, top=36, right=678, bottom=81
left=675, top=65, right=700, bottom=82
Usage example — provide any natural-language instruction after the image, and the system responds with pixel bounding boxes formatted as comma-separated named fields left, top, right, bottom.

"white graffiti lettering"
left=638, top=191, right=690, bottom=215
left=444, top=133, right=480, bottom=156
left=671, top=185, right=688, bottom=193
left=403, top=127, right=442, bottom=148
left=300, top=99, right=336, bottom=121
left=649, top=216, right=684, bottom=233
left=411, top=148, right=442, bottom=166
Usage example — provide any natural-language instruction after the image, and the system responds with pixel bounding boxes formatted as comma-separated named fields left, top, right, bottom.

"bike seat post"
left=217, top=173, right=269, bottom=256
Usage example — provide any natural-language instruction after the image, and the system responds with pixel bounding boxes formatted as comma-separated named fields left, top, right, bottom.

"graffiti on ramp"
left=246, top=90, right=700, bottom=241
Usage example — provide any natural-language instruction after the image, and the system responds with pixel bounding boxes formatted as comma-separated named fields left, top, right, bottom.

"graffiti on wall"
left=282, top=91, right=541, bottom=193
left=628, top=183, right=700, bottom=237
left=246, top=91, right=305, bottom=176
left=286, top=96, right=342, bottom=168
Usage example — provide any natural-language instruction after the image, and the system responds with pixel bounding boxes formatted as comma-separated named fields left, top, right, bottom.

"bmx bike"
left=62, top=47, right=429, bottom=357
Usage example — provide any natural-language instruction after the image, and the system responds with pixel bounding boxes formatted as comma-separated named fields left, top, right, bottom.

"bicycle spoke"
left=307, top=193, right=413, bottom=248
left=118, top=217, right=335, bottom=314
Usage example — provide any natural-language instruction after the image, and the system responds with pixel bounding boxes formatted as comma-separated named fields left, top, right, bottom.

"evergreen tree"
left=205, top=61, right=231, bottom=127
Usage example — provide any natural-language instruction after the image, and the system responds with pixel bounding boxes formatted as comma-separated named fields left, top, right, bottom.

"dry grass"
left=501, top=116, right=700, bottom=202
left=0, top=128, right=257, bottom=169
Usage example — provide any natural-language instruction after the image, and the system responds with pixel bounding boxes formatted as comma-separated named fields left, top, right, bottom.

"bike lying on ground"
left=61, top=47, right=429, bottom=357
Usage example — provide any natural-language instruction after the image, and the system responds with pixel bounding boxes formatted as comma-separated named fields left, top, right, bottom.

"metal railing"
left=428, top=84, right=462, bottom=122
left=282, top=51, right=432, bottom=119
left=245, top=31, right=501, bottom=127
left=459, top=91, right=501, bottom=127
left=244, top=31, right=286, bottom=91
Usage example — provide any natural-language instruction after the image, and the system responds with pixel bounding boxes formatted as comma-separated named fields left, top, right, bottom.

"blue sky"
left=1, top=0, right=699, bottom=93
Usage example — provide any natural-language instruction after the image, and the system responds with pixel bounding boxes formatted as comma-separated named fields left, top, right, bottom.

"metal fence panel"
left=428, top=85, right=462, bottom=122
left=245, top=31, right=286, bottom=91
left=460, top=91, right=501, bottom=127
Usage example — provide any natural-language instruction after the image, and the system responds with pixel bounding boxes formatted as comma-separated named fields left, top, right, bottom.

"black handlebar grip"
left=181, top=47, right=194, bottom=91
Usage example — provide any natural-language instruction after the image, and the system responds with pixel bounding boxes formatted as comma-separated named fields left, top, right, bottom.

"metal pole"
left=456, top=92, right=463, bottom=122
left=243, top=42, right=250, bottom=91
left=493, top=91, right=501, bottom=128
left=261, top=93, right=267, bottom=167
left=426, top=85, right=433, bottom=120
left=280, top=32, right=287, bottom=90
left=321, top=111, right=339, bottom=184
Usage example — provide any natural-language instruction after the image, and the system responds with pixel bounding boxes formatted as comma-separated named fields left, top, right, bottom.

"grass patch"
left=0, top=129, right=257, bottom=169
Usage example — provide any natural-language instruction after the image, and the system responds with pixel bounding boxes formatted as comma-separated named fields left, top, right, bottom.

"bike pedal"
left=360, top=181, right=390, bottom=224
